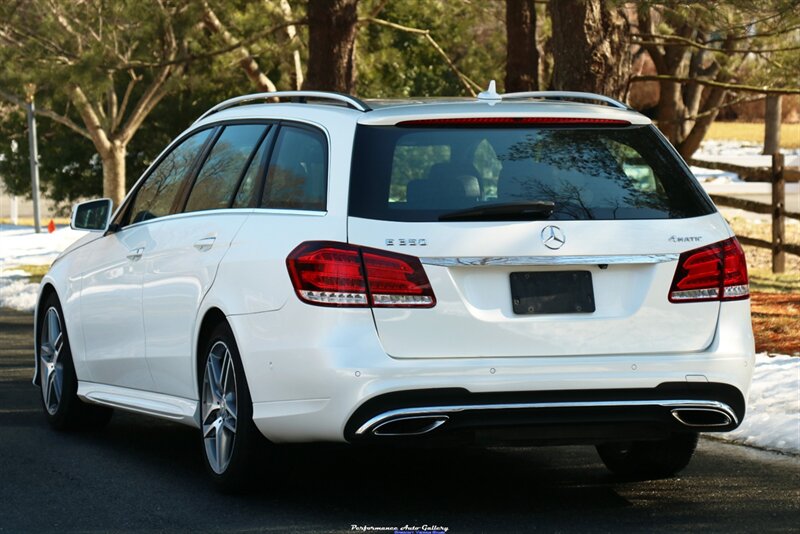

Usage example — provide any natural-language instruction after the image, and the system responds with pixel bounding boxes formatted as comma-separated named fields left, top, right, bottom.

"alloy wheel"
left=202, top=341, right=239, bottom=474
left=39, top=307, right=65, bottom=415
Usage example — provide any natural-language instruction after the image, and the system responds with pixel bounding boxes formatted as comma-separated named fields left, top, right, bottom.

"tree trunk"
left=101, top=142, right=126, bottom=208
left=657, top=80, right=684, bottom=146
left=677, top=85, right=727, bottom=158
left=763, top=95, right=782, bottom=155
left=304, top=0, right=359, bottom=92
left=505, top=0, right=538, bottom=92
left=548, top=0, right=631, bottom=101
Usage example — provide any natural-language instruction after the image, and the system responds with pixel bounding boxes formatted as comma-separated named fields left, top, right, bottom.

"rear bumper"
left=229, top=299, right=754, bottom=444
left=343, top=383, right=744, bottom=446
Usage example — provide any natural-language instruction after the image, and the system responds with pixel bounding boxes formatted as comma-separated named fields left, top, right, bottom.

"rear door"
left=141, top=123, right=273, bottom=398
left=347, top=122, right=729, bottom=359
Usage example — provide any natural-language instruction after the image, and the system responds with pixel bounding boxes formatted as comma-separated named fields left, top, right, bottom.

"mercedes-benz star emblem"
left=541, top=225, right=566, bottom=250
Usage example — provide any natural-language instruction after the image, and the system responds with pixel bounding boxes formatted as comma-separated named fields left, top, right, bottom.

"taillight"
left=668, top=237, right=749, bottom=303
left=286, top=241, right=436, bottom=308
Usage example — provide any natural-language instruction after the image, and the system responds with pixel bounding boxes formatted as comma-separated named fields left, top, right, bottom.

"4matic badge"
left=669, top=235, right=703, bottom=243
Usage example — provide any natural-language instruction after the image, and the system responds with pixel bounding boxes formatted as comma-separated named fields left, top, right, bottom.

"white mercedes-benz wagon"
left=34, top=86, right=755, bottom=490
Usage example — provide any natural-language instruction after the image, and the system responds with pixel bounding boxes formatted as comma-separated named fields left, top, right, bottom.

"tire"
left=596, top=432, right=699, bottom=479
left=37, top=293, right=113, bottom=431
left=199, top=321, right=263, bottom=492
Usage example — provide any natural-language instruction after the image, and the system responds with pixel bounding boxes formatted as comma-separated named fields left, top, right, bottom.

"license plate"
left=510, top=271, right=595, bottom=314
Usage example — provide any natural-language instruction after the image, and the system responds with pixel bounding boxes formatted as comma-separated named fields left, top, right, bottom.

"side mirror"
left=71, top=198, right=113, bottom=232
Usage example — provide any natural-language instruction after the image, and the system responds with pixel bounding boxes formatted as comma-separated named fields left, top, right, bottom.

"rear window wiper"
left=438, top=201, right=555, bottom=221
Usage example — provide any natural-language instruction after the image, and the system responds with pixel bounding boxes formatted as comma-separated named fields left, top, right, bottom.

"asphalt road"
left=1, top=307, right=799, bottom=534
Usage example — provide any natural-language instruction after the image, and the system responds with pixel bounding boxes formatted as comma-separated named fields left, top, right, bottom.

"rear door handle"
left=126, top=247, right=144, bottom=261
left=193, top=236, right=216, bottom=252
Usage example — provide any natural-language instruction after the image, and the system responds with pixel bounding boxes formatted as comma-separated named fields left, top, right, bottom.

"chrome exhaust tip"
left=372, top=415, right=449, bottom=436
left=671, top=408, right=733, bottom=427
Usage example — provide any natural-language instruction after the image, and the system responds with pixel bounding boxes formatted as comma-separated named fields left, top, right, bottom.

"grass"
left=706, top=122, right=800, bottom=148
left=739, top=269, right=800, bottom=355
left=12, top=264, right=50, bottom=285
left=751, top=292, right=800, bottom=355
left=749, top=269, right=800, bottom=294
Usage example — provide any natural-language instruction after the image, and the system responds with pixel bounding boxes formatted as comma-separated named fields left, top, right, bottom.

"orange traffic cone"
left=47, top=219, right=56, bottom=233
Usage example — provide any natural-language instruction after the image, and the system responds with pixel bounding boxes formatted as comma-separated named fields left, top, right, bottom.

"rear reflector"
left=668, top=237, right=749, bottom=303
left=397, top=117, right=631, bottom=127
left=287, top=241, right=436, bottom=308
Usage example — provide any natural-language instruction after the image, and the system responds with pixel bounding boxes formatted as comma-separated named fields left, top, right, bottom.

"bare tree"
left=505, top=0, right=539, bottom=92
left=631, top=3, right=800, bottom=157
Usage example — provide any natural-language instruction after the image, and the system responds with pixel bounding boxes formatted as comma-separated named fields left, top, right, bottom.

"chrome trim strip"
left=355, top=399, right=737, bottom=435
left=420, top=254, right=679, bottom=267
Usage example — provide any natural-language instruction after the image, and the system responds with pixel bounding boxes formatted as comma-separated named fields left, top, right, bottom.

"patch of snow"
left=0, top=224, right=87, bottom=312
left=0, top=224, right=87, bottom=268
left=691, top=139, right=800, bottom=185
left=716, top=353, right=800, bottom=455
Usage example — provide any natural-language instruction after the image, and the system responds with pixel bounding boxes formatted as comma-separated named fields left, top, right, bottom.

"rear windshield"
left=348, top=124, right=714, bottom=221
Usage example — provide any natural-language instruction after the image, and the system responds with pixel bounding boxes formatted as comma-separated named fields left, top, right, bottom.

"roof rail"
left=499, top=90, right=629, bottom=110
left=195, top=91, right=371, bottom=122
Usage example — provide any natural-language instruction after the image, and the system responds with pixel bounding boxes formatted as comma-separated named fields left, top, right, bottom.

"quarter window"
left=128, top=129, right=212, bottom=225
left=185, top=124, right=269, bottom=213
left=262, top=126, right=327, bottom=211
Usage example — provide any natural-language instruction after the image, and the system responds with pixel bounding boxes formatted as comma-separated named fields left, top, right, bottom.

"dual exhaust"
left=358, top=400, right=738, bottom=437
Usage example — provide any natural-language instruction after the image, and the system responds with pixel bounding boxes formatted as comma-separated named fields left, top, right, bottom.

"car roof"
left=194, top=90, right=652, bottom=128
left=357, top=99, right=650, bottom=126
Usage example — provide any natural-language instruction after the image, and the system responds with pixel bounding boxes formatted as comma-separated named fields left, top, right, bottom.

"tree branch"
left=633, top=34, right=800, bottom=54
left=362, top=17, right=481, bottom=96
left=0, top=86, right=91, bottom=139
left=68, top=84, right=112, bottom=151
left=201, top=2, right=277, bottom=93
left=630, top=75, right=800, bottom=95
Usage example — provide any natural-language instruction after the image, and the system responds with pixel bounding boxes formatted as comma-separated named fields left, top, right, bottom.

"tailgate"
left=349, top=215, right=729, bottom=358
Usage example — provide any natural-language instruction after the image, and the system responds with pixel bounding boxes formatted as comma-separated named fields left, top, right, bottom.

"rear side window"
left=349, top=125, right=714, bottom=221
left=262, top=125, right=327, bottom=211
left=184, top=124, right=269, bottom=213
left=128, top=129, right=212, bottom=224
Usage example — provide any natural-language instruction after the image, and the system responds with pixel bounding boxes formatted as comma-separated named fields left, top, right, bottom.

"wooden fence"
left=687, top=153, right=799, bottom=273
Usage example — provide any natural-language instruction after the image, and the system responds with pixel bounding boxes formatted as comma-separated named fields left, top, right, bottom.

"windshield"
left=348, top=124, right=714, bottom=221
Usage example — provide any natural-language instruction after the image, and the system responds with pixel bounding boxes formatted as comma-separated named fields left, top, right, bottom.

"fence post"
left=771, top=152, right=785, bottom=274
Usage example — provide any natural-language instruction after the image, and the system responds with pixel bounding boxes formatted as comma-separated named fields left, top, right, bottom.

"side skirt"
left=77, top=381, right=200, bottom=428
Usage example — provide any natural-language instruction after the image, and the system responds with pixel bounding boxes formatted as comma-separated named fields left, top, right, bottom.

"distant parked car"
left=35, top=84, right=755, bottom=490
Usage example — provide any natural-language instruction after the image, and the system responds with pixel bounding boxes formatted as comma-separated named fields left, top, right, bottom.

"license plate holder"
left=510, top=271, right=595, bottom=315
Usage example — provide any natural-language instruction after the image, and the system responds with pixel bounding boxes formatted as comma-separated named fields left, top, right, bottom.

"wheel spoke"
left=220, top=349, right=232, bottom=394
left=53, top=365, right=63, bottom=403
left=42, top=366, right=52, bottom=408
left=205, top=357, right=222, bottom=404
left=203, top=416, right=222, bottom=439
left=223, top=416, right=236, bottom=433
left=45, top=370, right=57, bottom=410
left=52, top=332, right=63, bottom=363
left=215, top=423, right=226, bottom=472
left=202, top=404, right=220, bottom=427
